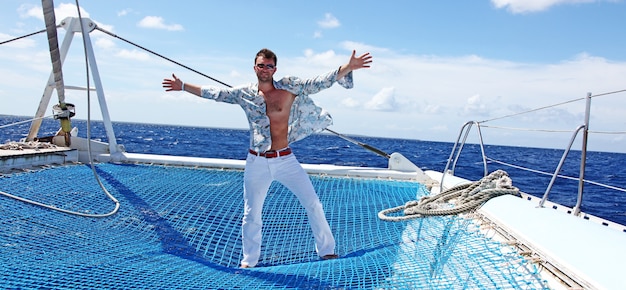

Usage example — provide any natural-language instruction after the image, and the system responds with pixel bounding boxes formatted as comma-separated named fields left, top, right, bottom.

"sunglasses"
left=255, top=63, right=276, bottom=70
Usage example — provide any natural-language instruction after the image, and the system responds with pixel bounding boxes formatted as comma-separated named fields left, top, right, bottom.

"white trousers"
left=240, top=152, right=335, bottom=267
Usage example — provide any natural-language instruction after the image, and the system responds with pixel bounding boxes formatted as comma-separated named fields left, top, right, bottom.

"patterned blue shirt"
left=200, top=68, right=354, bottom=152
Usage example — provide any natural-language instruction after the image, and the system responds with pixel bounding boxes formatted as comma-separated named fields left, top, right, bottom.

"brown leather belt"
left=248, top=148, right=292, bottom=158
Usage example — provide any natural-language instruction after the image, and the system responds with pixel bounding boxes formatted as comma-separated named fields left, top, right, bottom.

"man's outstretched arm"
left=162, top=73, right=201, bottom=97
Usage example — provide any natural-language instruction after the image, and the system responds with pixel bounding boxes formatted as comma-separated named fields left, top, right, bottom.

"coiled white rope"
left=379, top=170, right=519, bottom=221
left=0, top=141, right=57, bottom=150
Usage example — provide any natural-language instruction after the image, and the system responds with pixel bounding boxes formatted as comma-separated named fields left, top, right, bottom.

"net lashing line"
left=379, top=170, right=520, bottom=221
left=0, top=164, right=548, bottom=289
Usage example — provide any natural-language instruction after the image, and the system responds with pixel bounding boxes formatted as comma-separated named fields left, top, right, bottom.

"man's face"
left=254, top=56, right=276, bottom=82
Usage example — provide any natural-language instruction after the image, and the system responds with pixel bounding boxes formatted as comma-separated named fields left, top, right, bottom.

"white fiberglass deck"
left=479, top=194, right=626, bottom=289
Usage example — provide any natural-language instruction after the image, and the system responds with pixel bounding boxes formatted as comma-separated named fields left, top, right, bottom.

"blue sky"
left=1, top=0, right=625, bottom=153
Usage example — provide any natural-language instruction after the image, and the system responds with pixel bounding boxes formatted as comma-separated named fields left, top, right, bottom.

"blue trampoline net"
left=0, top=163, right=548, bottom=289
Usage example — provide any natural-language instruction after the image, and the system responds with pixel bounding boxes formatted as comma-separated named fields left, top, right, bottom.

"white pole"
left=573, top=93, right=591, bottom=216
left=76, top=18, right=120, bottom=155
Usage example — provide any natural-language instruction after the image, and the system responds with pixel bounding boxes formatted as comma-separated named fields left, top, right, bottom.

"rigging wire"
left=485, top=156, right=626, bottom=193
left=93, top=26, right=391, bottom=158
left=94, top=27, right=231, bottom=88
left=479, top=88, right=626, bottom=135
left=325, top=128, right=390, bottom=159
left=483, top=124, right=626, bottom=135
left=478, top=97, right=585, bottom=124
left=0, top=28, right=51, bottom=46
left=591, top=88, right=626, bottom=98
left=479, top=124, right=574, bottom=133
left=479, top=88, right=626, bottom=127
left=0, top=115, right=54, bottom=129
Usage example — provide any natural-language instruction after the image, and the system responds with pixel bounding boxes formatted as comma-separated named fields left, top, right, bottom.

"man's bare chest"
left=261, top=90, right=294, bottom=115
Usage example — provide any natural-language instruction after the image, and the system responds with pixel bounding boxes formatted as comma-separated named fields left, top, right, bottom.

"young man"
left=162, top=48, right=372, bottom=268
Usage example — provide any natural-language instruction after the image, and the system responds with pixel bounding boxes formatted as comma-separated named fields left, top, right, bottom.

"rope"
left=72, top=0, right=120, bottom=217
left=378, top=170, right=519, bottom=221
left=0, top=141, right=57, bottom=150
left=0, top=114, right=54, bottom=129
left=94, top=26, right=232, bottom=88
left=0, top=188, right=119, bottom=218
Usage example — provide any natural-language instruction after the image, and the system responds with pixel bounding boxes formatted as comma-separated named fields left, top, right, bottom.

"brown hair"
left=255, top=48, right=277, bottom=65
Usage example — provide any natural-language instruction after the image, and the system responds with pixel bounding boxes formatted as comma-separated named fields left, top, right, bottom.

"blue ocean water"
left=2, top=115, right=625, bottom=226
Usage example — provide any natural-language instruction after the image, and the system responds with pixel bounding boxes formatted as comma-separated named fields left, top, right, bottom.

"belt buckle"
left=264, top=150, right=278, bottom=158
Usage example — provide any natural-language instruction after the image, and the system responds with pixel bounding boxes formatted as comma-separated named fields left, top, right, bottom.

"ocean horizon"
left=2, top=114, right=625, bottom=226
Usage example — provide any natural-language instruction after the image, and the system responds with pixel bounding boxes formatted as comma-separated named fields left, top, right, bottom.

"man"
left=162, top=48, right=372, bottom=268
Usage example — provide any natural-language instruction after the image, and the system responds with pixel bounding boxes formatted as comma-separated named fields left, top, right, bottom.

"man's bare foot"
left=240, top=264, right=251, bottom=268
left=322, top=254, right=339, bottom=260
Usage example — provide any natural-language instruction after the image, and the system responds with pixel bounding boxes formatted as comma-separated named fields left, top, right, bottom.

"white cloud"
left=117, top=9, right=132, bottom=17
left=315, top=47, right=626, bottom=151
left=17, top=3, right=91, bottom=26
left=365, top=87, right=397, bottom=111
left=423, top=104, right=442, bottom=114
left=116, top=49, right=150, bottom=61
left=55, top=3, right=89, bottom=20
left=95, top=37, right=116, bottom=50
left=138, top=16, right=183, bottom=31
left=491, top=0, right=597, bottom=13
left=2, top=34, right=625, bottom=152
left=18, top=3, right=43, bottom=20
left=318, top=13, right=340, bottom=29
left=340, top=41, right=390, bottom=54
left=341, top=97, right=360, bottom=108
left=302, top=49, right=338, bottom=67
left=430, top=125, right=449, bottom=132
left=463, top=94, right=490, bottom=117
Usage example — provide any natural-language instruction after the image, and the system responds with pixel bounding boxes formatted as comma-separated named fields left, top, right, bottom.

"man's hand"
left=338, top=50, right=372, bottom=80
left=348, top=50, right=373, bottom=71
left=162, top=73, right=183, bottom=91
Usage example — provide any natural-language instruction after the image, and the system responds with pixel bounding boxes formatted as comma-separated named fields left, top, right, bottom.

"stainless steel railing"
left=440, top=91, right=625, bottom=217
